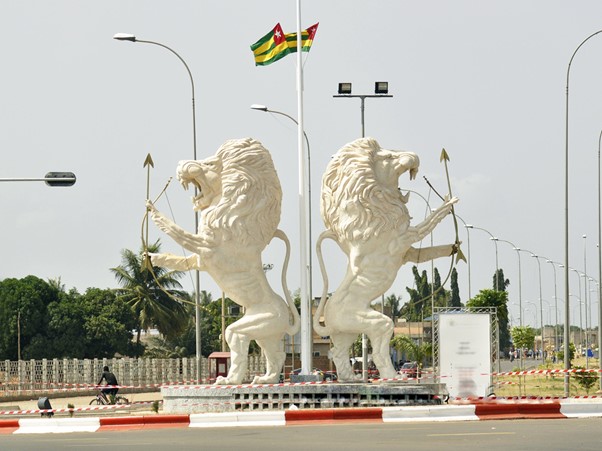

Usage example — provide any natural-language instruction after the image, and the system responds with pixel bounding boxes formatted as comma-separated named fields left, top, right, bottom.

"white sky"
left=2, top=1, right=602, bottom=330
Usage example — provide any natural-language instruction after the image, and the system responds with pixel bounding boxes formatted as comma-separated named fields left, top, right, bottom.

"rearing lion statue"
left=146, top=138, right=300, bottom=385
left=314, top=137, right=458, bottom=382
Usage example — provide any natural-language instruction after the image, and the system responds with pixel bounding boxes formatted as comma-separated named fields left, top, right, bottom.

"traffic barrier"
left=2, top=398, right=602, bottom=434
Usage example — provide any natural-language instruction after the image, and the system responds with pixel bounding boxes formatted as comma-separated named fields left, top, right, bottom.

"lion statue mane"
left=314, top=137, right=458, bottom=382
left=147, top=137, right=300, bottom=385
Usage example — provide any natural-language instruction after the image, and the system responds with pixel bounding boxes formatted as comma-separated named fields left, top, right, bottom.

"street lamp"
left=333, top=82, right=393, bottom=138
left=564, top=29, right=602, bottom=397
left=523, top=250, right=545, bottom=365
left=251, top=104, right=314, bottom=370
left=583, top=235, right=589, bottom=369
left=492, top=239, right=522, bottom=326
left=113, top=32, right=203, bottom=379
left=465, top=225, right=498, bottom=291
left=570, top=268, right=584, bottom=353
left=0, top=172, right=77, bottom=186
left=546, top=260, right=562, bottom=352
left=598, top=129, right=602, bottom=389
left=492, top=238, right=523, bottom=369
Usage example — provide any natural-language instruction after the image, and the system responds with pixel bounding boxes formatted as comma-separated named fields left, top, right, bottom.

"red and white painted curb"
left=2, top=399, right=602, bottom=434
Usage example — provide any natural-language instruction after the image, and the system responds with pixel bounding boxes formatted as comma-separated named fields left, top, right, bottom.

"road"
left=2, top=418, right=600, bottom=451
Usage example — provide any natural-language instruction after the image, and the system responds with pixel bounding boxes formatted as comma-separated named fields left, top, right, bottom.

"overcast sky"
left=3, top=1, right=602, bottom=330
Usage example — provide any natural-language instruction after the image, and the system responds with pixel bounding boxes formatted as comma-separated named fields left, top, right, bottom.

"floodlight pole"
left=334, top=86, right=392, bottom=382
left=113, top=33, right=202, bottom=380
left=333, top=94, right=393, bottom=138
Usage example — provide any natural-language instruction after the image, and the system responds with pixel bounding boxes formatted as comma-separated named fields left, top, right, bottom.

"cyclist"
left=97, top=365, right=119, bottom=401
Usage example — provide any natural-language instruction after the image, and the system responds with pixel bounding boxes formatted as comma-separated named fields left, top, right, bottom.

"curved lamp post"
left=546, top=260, right=563, bottom=352
left=564, top=29, right=602, bottom=397
left=492, top=238, right=523, bottom=369
left=250, top=104, right=314, bottom=370
left=570, top=268, right=584, bottom=352
left=465, top=225, right=498, bottom=291
left=113, top=33, right=202, bottom=379
left=521, top=250, right=545, bottom=365
left=599, top=130, right=602, bottom=389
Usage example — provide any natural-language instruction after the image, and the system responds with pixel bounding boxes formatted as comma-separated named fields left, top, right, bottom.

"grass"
left=494, top=357, right=602, bottom=397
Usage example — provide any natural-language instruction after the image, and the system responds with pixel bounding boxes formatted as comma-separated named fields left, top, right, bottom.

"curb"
left=2, top=400, right=602, bottom=434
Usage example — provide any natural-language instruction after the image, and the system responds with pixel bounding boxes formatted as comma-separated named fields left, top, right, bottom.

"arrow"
left=143, top=153, right=154, bottom=271
left=440, top=148, right=466, bottom=264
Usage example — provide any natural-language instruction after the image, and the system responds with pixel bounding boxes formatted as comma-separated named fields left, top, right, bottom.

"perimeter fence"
left=0, top=356, right=266, bottom=400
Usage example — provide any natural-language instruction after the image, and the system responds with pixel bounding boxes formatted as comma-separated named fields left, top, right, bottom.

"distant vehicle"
left=286, top=368, right=338, bottom=381
left=398, top=361, right=420, bottom=379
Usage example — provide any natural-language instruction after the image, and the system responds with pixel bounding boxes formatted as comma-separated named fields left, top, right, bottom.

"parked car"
left=287, top=368, right=338, bottom=381
left=398, top=361, right=420, bottom=379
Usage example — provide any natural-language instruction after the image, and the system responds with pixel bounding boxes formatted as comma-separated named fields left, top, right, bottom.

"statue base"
left=162, top=382, right=448, bottom=413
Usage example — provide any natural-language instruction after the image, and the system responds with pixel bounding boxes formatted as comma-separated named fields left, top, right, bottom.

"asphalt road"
left=2, top=417, right=601, bottom=451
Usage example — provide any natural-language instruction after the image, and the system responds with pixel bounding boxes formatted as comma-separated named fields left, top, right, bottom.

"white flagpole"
left=296, top=0, right=311, bottom=375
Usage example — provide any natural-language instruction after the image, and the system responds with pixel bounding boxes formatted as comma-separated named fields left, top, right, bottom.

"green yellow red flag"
left=251, top=22, right=319, bottom=66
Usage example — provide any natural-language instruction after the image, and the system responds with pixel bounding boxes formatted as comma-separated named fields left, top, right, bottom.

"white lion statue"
left=146, top=138, right=300, bottom=385
left=314, top=137, right=459, bottom=382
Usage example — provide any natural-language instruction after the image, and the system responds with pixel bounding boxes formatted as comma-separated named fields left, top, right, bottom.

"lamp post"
left=492, top=239, right=522, bottom=325
left=250, top=104, right=314, bottom=369
left=564, top=29, right=602, bottom=397
left=465, top=225, right=498, bottom=291
left=334, top=82, right=392, bottom=382
left=570, top=268, right=584, bottom=353
left=0, top=173, right=77, bottom=186
left=113, top=33, right=203, bottom=380
left=569, top=294, right=583, bottom=349
left=583, top=235, right=589, bottom=369
left=599, top=129, right=602, bottom=389
left=546, top=260, right=562, bottom=352
left=523, top=251, right=545, bottom=365
left=492, top=238, right=522, bottom=368
left=454, top=216, right=472, bottom=300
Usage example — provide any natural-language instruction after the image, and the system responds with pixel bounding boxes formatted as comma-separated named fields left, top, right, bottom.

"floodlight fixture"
left=338, top=82, right=352, bottom=95
left=374, top=81, right=389, bottom=94
left=113, top=33, right=136, bottom=42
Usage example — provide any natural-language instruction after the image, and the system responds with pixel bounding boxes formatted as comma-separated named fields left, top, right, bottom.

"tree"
left=384, top=294, right=402, bottom=324
left=402, top=266, right=449, bottom=322
left=390, top=335, right=432, bottom=367
left=111, top=240, right=189, bottom=344
left=449, top=268, right=462, bottom=307
left=572, top=366, right=598, bottom=394
left=493, top=268, right=510, bottom=292
left=0, top=276, right=59, bottom=360
left=45, top=288, right=139, bottom=358
left=467, top=289, right=511, bottom=352
left=557, top=342, right=576, bottom=364
left=511, top=326, right=536, bottom=353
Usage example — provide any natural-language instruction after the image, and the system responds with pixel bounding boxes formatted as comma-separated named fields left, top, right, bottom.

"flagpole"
left=296, top=0, right=311, bottom=376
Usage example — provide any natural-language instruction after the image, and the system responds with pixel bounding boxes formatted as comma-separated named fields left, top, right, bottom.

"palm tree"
left=111, top=240, right=190, bottom=344
left=390, top=334, right=432, bottom=368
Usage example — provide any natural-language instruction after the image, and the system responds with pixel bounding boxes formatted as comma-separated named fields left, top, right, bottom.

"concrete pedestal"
left=162, top=382, right=448, bottom=413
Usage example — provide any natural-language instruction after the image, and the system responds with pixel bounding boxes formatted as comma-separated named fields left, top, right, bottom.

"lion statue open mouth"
left=314, top=137, right=458, bottom=382
left=146, top=138, right=299, bottom=385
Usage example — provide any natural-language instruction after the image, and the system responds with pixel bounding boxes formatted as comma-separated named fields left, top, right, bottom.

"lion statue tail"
left=312, top=230, right=337, bottom=338
left=273, top=229, right=300, bottom=336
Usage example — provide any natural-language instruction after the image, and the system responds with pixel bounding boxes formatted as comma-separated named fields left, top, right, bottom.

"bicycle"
left=89, top=389, right=130, bottom=406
